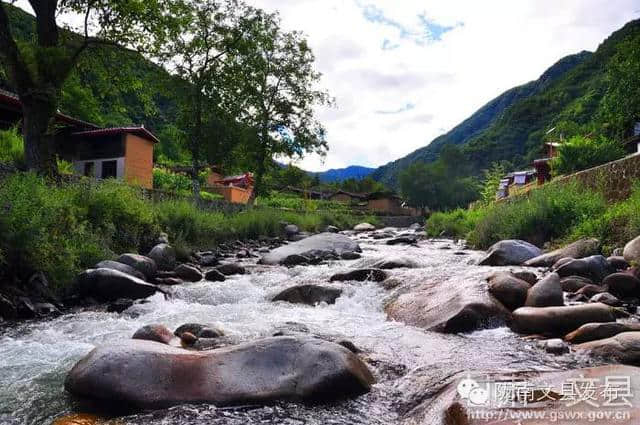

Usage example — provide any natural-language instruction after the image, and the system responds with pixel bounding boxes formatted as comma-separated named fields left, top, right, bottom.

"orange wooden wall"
left=124, top=134, right=154, bottom=188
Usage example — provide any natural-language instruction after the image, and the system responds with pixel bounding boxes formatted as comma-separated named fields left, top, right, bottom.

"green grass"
left=258, top=192, right=351, bottom=213
left=425, top=181, right=608, bottom=250
left=0, top=127, right=24, bottom=168
left=0, top=173, right=373, bottom=292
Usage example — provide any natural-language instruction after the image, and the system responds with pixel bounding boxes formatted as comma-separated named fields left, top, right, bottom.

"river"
left=0, top=230, right=601, bottom=424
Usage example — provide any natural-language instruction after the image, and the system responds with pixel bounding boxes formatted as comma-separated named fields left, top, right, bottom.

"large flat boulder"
left=479, top=239, right=542, bottom=266
left=259, top=233, right=361, bottom=266
left=576, top=332, right=640, bottom=365
left=511, top=303, right=616, bottom=336
left=385, top=278, right=510, bottom=333
left=65, top=337, right=374, bottom=409
left=523, top=238, right=600, bottom=267
left=403, top=365, right=640, bottom=425
left=553, top=255, right=611, bottom=283
left=116, top=254, right=158, bottom=279
left=565, top=322, right=640, bottom=344
left=623, top=235, right=640, bottom=264
left=76, top=268, right=158, bottom=302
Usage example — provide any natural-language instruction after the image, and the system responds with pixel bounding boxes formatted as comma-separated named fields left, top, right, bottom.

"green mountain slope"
left=373, top=19, right=640, bottom=188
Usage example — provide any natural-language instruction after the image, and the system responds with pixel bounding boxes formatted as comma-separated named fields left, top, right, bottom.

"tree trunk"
left=21, top=96, right=58, bottom=176
left=247, top=129, right=268, bottom=208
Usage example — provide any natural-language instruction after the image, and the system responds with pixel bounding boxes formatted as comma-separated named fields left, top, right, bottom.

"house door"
left=101, top=160, right=118, bottom=179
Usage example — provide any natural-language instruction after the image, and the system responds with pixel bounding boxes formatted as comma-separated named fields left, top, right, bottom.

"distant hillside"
left=312, top=165, right=375, bottom=182
left=372, top=18, right=640, bottom=188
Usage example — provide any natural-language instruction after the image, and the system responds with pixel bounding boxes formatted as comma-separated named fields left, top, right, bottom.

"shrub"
left=0, top=127, right=24, bottom=168
left=153, top=167, right=193, bottom=192
left=425, top=207, right=488, bottom=239
left=551, top=135, right=625, bottom=176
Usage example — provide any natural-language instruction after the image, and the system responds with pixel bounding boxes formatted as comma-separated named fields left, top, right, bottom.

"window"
left=83, top=162, right=95, bottom=177
left=101, top=160, right=117, bottom=179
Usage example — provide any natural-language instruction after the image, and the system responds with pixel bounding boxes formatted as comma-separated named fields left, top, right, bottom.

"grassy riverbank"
left=0, top=173, right=376, bottom=291
left=426, top=181, right=640, bottom=253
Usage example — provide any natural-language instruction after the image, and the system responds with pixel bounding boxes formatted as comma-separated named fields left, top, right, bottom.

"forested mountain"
left=312, top=165, right=375, bottom=182
left=372, top=19, right=640, bottom=188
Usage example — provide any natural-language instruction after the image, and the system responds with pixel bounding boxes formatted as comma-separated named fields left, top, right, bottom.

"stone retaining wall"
left=553, top=153, right=640, bottom=202
left=379, top=215, right=425, bottom=228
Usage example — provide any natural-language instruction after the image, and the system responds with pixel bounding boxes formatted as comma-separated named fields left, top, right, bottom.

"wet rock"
left=560, top=275, right=594, bottom=292
left=107, top=298, right=134, bottom=313
left=479, top=239, right=542, bottom=266
left=116, top=254, right=158, bottom=279
left=284, top=224, right=300, bottom=238
left=511, top=303, right=616, bottom=336
left=512, top=271, right=538, bottom=285
left=338, top=340, right=361, bottom=353
left=576, top=332, right=640, bottom=365
left=487, top=272, right=530, bottom=311
left=154, top=277, right=185, bottom=286
left=174, top=323, right=225, bottom=339
left=525, top=273, right=563, bottom=307
left=372, top=231, right=394, bottom=240
left=259, top=233, right=361, bottom=266
left=26, top=272, right=60, bottom=307
left=404, top=365, right=640, bottom=424
left=590, top=292, right=621, bottom=306
left=289, top=232, right=310, bottom=242
left=95, top=260, right=145, bottom=280
left=272, top=321, right=311, bottom=336
left=554, top=255, right=611, bottom=283
left=372, top=256, right=419, bottom=269
left=180, top=332, right=198, bottom=347
left=132, top=324, right=174, bottom=345
left=204, top=269, right=226, bottom=282
left=174, top=264, right=203, bottom=282
left=198, top=253, right=219, bottom=267
left=76, top=268, right=158, bottom=302
left=523, top=238, right=600, bottom=267
left=272, top=285, right=343, bottom=306
left=575, top=284, right=607, bottom=298
left=216, top=263, right=246, bottom=276
left=386, top=278, right=510, bottom=333
left=386, top=236, right=417, bottom=245
left=603, top=272, right=640, bottom=298
left=538, top=338, right=570, bottom=354
left=33, top=302, right=61, bottom=317
left=608, top=256, right=630, bottom=271
left=565, top=322, right=640, bottom=344
left=330, top=269, right=388, bottom=283
left=0, top=294, right=17, bottom=319
left=65, top=337, right=375, bottom=409
left=381, top=277, right=402, bottom=290
left=353, top=223, right=375, bottom=232
left=147, top=243, right=177, bottom=271
left=281, top=254, right=310, bottom=267
left=16, top=297, right=36, bottom=319
left=325, top=225, right=339, bottom=233
left=341, top=251, right=361, bottom=260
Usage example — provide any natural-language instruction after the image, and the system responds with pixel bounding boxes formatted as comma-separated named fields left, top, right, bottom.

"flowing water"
left=0, top=231, right=600, bottom=424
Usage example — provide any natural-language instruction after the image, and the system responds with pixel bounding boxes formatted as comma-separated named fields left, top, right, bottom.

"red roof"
left=216, top=173, right=254, bottom=187
left=72, top=126, right=160, bottom=144
left=0, top=88, right=99, bottom=130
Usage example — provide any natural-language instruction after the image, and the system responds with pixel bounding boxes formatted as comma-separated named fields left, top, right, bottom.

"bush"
left=153, top=167, right=193, bottom=192
left=425, top=207, right=487, bottom=239
left=0, top=127, right=24, bottom=168
left=551, top=135, right=625, bottom=176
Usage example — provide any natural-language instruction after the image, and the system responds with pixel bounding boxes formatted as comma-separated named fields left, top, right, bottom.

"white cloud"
left=250, top=0, right=639, bottom=171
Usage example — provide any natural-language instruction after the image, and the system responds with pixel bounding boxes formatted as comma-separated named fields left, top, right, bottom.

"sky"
left=13, top=0, right=640, bottom=172
left=247, top=0, right=640, bottom=171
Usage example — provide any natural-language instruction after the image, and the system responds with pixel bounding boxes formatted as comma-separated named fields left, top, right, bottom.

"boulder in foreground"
left=576, top=332, right=640, bottom=365
left=259, top=233, right=361, bottom=265
left=386, top=277, right=510, bottom=333
left=479, top=239, right=542, bottom=266
left=565, top=322, right=640, bottom=344
left=65, top=337, right=374, bottom=409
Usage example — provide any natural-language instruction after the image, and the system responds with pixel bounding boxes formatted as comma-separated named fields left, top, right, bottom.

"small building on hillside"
left=496, top=169, right=537, bottom=200
left=0, top=89, right=158, bottom=188
left=366, top=191, right=419, bottom=216
left=328, top=190, right=367, bottom=204
left=532, top=142, right=562, bottom=186
left=204, top=172, right=254, bottom=204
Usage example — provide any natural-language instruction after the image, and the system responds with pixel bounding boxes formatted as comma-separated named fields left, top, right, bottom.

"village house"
left=366, top=191, right=417, bottom=216
left=204, top=170, right=254, bottom=204
left=0, top=89, right=158, bottom=188
left=328, top=190, right=367, bottom=204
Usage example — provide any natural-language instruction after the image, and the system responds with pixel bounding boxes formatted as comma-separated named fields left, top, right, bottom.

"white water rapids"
left=0, top=231, right=599, bottom=424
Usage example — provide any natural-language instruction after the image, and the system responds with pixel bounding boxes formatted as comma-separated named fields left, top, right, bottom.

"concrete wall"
left=553, top=153, right=640, bottom=202
left=73, top=157, right=125, bottom=179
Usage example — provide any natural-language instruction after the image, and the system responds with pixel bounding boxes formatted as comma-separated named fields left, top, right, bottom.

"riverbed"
left=0, top=231, right=601, bottom=424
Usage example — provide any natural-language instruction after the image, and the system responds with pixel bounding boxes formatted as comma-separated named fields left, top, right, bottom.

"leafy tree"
left=233, top=11, right=332, bottom=205
left=551, top=135, right=626, bottom=175
left=155, top=0, right=260, bottom=201
left=0, top=0, right=179, bottom=175
left=480, top=162, right=506, bottom=204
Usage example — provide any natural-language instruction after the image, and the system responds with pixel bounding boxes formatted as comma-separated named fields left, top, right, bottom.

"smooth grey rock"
left=76, top=268, right=158, bottom=302
left=216, top=263, right=245, bottom=276
left=603, top=272, right=640, bottom=298
left=479, top=240, right=542, bottom=266
left=116, top=254, right=158, bottom=279
left=565, top=322, right=640, bottom=344
left=353, top=223, right=376, bottom=232
left=487, top=272, right=530, bottom=311
left=132, top=324, right=174, bottom=344
left=204, top=269, right=226, bottom=282
left=576, top=332, right=640, bottom=365
left=525, top=273, right=563, bottom=307
left=174, top=323, right=225, bottom=339
left=174, top=264, right=203, bottom=282
left=330, top=269, right=388, bottom=283
left=623, top=235, right=640, bottom=265
left=554, top=255, right=610, bottom=283
left=65, top=337, right=375, bottom=409
left=273, top=285, right=343, bottom=305
left=523, top=238, right=600, bottom=267
left=259, top=233, right=361, bottom=266
left=590, top=292, right=621, bottom=306
left=95, top=260, right=145, bottom=280
left=147, top=244, right=177, bottom=271
left=512, top=303, right=616, bottom=336
left=560, top=275, right=594, bottom=292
